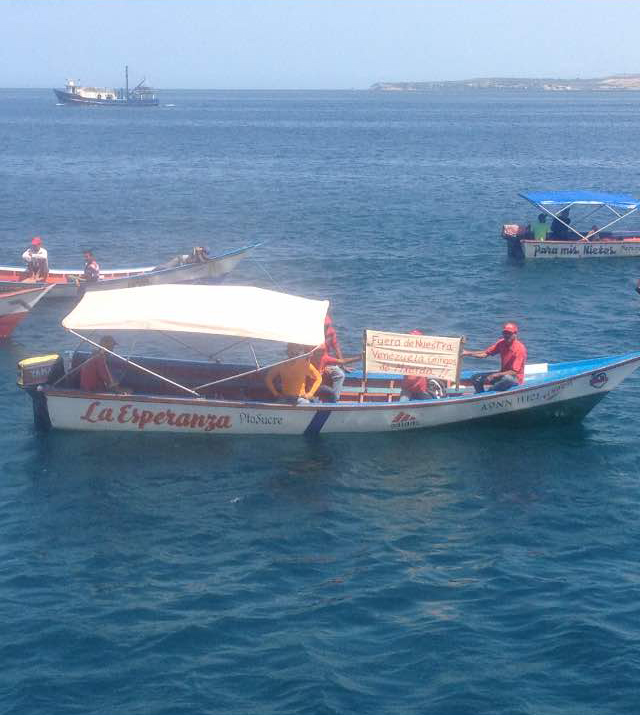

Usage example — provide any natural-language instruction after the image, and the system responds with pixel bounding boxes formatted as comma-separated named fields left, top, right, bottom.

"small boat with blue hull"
left=54, top=66, right=158, bottom=106
left=17, top=284, right=640, bottom=436
left=503, top=191, right=640, bottom=259
left=0, top=244, right=257, bottom=300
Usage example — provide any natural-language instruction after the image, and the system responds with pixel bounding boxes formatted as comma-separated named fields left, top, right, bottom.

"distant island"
left=370, top=75, right=640, bottom=92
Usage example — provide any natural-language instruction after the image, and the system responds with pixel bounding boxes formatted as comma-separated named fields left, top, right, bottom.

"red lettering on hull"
left=80, top=400, right=233, bottom=432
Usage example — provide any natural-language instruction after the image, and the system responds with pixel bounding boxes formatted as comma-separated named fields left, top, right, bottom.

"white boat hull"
left=0, top=285, right=54, bottom=337
left=36, top=354, right=640, bottom=435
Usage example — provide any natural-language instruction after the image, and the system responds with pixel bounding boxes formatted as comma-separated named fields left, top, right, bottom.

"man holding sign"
left=462, top=322, right=527, bottom=393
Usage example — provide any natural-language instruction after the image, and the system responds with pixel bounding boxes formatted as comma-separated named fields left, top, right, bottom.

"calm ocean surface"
left=1, top=89, right=640, bottom=714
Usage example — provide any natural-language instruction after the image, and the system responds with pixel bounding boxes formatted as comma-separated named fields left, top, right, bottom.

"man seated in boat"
left=580, top=225, right=600, bottom=241
left=399, top=330, right=445, bottom=400
left=79, top=335, right=127, bottom=394
left=531, top=213, right=549, bottom=241
left=462, top=322, right=527, bottom=393
left=153, top=246, right=209, bottom=271
left=549, top=209, right=571, bottom=240
left=265, top=343, right=322, bottom=405
left=21, top=236, right=49, bottom=281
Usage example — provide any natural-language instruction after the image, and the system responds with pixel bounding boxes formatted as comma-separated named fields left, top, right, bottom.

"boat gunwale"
left=38, top=352, right=640, bottom=412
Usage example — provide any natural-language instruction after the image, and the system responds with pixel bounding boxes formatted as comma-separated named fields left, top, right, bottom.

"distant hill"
left=370, top=75, right=640, bottom=92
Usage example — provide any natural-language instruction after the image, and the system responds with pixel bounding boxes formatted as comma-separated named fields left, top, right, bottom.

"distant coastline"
left=370, top=74, right=640, bottom=92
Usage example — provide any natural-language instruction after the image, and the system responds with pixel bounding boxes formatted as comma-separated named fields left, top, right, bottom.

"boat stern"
left=17, top=353, right=62, bottom=431
left=502, top=224, right=527, bottom=258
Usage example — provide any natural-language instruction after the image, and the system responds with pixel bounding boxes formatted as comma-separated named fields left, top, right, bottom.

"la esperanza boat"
left=54, top=66, right=158, bottom=106
left=0, top=244, right=257, bottom=300
left=503, top=191, right=640, bottom=259
left=0, top=285, right=54, bottom=338
left=17, top=284, right=640, bottom=436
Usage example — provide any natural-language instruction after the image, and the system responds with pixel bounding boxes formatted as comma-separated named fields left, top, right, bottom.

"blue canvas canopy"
left=520, top=191, right=639, bottom=210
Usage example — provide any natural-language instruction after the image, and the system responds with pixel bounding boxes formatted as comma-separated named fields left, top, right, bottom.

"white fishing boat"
left=0, top=285, right=54, bottom=338
left=17, top=285, right=640, bottom=436
left=503, top=191, right=640, bottom=259
left=0, top=244, right=257, bottom=300
left=53, top=66, right=159, bottom=106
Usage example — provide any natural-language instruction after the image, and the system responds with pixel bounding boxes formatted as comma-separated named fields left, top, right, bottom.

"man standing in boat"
left=21, top=236, right=49, bottom=281
left=310, top=314, right=360, bottom=402
left=76, top=250, right=101, bottom=298
left=462, top=322, right=527, bottom=393
left=82, top=250, right=100, bottom=282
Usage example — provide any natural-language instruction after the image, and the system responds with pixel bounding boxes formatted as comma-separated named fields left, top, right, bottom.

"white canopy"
left=62, top=285, right=329, bottom=346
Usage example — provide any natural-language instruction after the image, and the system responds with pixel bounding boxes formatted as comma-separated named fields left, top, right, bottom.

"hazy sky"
left=2, top=0, right=640, bottom=89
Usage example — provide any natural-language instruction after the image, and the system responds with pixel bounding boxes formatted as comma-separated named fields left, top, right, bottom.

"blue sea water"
left=1, top=88, right=640, bottom=714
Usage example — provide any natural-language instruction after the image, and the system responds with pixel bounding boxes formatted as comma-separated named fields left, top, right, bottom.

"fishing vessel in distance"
left=53, top=65, right=158, bottom=106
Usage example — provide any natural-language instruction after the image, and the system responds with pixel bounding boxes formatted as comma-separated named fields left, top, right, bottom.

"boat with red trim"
left=0, top=244, right=258, bottom=300
left=0, top=284, right=54, bottom=338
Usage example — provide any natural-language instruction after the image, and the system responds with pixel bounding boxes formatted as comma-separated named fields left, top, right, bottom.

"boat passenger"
left=265, top=343, right=322, bottom=405
left=310, top=345, right=360, bottom=403
left=79, top=335, right=125, bottom=393
left=532, top=213, right=549, bottom=241
left=82, top=250, right=101, bottom=282
left=310, top=315, right=360, bottom=402
left=21, top=236, right=49, bottom=281
left=582, top=225, right=600, bottom=241
left=462, top=322, right=527, bottom=393
left=398, top=330, right=442, bottom=401
left=549, top=209, right=571, bottom=240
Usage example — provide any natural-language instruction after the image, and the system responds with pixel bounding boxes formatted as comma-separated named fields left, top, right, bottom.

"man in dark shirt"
left=549, top=209, right=571, bottom=240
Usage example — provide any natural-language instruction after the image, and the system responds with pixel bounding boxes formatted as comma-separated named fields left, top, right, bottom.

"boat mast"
left=125, top=65, right=129, bottom=99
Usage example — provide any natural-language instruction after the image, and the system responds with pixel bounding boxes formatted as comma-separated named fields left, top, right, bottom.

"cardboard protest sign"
left=363, top=330, right=463, bottom=384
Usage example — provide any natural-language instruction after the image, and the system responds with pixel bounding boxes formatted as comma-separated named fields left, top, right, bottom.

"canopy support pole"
left=523, top=197, right=639, bottom=239
left=194, top=347, right=318, bottom=392
left=66, top=329, right=201, bottom=397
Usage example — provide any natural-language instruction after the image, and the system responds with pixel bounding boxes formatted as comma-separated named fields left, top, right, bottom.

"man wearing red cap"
left=462, top=322, right=527, bottom=393
left=21, top=236, right=49, bottom=281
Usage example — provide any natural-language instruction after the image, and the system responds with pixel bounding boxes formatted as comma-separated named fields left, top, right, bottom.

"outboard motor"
left=17, top=353, right=67, bottom=431
left=502, top=224, right=526, bottom=259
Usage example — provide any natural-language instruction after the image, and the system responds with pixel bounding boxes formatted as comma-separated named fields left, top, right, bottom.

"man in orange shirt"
left=79, top=335, right=122, bottom=393
left=463, top=322, right=527, bottom=393
left=265, top=344, right=322, bottom=405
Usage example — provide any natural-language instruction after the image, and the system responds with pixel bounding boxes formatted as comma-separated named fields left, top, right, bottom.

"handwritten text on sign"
left=364, top=330, right=462, bottom=381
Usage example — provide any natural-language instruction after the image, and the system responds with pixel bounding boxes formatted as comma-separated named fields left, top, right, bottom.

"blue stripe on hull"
left=304, top=410, right=332, bottom=435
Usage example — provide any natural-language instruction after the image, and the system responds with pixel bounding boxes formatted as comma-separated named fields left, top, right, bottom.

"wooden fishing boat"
left=17, top=285, right=640, bottom=435
left=0, top=244, right=257, bottom=300
left=0, top=285, right=54, bottom=338
left=503, top=191, right=640, bottom=259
